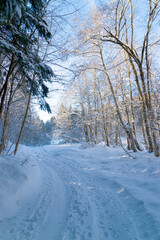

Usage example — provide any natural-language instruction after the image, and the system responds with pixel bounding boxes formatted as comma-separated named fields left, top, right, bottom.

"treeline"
left=56, top=0, right=160, bottom=156
left=4, top=112, right=55, bottom=150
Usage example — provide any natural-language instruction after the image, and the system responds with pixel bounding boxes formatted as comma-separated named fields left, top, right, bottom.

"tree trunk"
left=14, top=92, right=31, bottom=155
left=96, top=78, right=109, bottom=146
left=128, top=69, right=136, bottom=136
left=99, top=44, right=138, bottom=151
left=81, top=103, right=90, bottom=142
left=0, top=109, right=10, bottom=154
left=129, top=58, right=153, bottom=152
left=0, top=76, right=15, bottom=154
left=0, top=55, right=16, bottom=119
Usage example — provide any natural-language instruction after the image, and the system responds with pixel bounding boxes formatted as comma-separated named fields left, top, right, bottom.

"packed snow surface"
left=0, top=144, right=160, bottom=240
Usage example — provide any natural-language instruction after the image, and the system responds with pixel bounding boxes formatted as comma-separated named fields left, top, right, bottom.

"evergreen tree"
left=0, top=0, right=54, bottom=154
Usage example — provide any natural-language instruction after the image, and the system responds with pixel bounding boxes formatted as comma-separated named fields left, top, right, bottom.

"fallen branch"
left=119, top=134, right=136, bottom=159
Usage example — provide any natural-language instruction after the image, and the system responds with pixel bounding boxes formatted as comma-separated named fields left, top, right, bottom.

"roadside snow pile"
left=0, top=145, right=41, bottom=221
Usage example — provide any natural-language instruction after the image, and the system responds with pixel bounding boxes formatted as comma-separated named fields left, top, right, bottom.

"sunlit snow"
left=0, top=144, right=160, bottom=240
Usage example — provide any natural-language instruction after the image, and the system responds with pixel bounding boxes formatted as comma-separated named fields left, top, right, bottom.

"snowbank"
left=0, top=145, right=41, bottom=220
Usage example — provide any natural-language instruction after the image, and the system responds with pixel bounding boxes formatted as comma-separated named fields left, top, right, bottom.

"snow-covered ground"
left=0, top=144, right=160, bottom=240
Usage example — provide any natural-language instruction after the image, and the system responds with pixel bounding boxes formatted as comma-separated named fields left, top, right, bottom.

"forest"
left=0, top=0, right=160, bottom=157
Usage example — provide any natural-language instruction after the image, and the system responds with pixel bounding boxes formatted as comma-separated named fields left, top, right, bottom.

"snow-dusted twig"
left=119, top=134, right=136, bottom=159
left=21, top=158, right=28, bottom=166
left=6, top=143, right=14, bottom=155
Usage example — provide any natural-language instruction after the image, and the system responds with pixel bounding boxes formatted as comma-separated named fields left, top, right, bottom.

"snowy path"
left=0, top=144, right=160, bottom=240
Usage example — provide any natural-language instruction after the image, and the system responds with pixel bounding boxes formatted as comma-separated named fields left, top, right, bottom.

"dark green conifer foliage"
left=0, top=0, right=53, bottom=112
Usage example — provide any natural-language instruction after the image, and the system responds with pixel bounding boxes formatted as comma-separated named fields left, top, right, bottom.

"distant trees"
left=20, top=114, right=52, bottom=146
left=54, top=103, right=82, bottom=143
left=1, top=101, right=52, bottom=151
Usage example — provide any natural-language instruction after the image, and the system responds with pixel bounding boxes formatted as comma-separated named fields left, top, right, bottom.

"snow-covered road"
left=0, top=144, right=160, bottom=240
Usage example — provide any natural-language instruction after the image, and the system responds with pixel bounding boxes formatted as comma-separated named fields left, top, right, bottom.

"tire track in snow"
left=43, top=151, right=136, bottom=240
left=52, top=157, right=137, bottom=240
left=44, top=148, right=160, bottom=240
left=103, top=176, right=160, bottom=240
left=44, top=153, right=94, bottom=240
left=1, top=146, right=160, bottom=240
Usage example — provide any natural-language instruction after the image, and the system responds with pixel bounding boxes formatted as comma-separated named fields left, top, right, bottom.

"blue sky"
left=37, top=0, right=96, bottom=122
left=37, top=0, right=156, bottom=122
